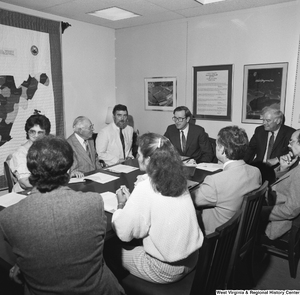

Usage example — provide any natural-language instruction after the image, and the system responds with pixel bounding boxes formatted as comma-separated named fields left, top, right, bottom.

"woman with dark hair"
left=9, top=111, right=51, bottom=192
left=0, top=136, right=124, bottom=295
left=111, top=133, right=204, bottom=283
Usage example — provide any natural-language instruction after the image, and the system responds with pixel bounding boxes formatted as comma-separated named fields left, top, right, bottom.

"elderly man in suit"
left=191, top=126, right=262, bottom=235
left=263, top=129, right=300, bottom=239
left=96, top=104, right=133, bottom=166
left=164, top=106, right=213, bottom=163
left=244, top=107, right=295, bottom=166
left=67, top=116, right=102, bottom=174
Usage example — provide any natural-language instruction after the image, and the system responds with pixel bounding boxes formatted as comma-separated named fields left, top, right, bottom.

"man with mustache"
left=96, top=104, right=133, bottom=166
left=263, top=129, right=300, bottom=239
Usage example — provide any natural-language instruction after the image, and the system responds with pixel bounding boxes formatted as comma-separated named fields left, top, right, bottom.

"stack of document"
left=196, top=163, right=223, bottom=172
left=105, top=164, right=139, bottom=174
left=69, top=172, right=119, bottom=184
left=0, top=192, right=27, bottom=208
left=100, top=191, right=118, bottom=213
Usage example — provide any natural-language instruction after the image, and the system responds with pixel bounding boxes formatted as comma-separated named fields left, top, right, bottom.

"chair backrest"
left=227, top=181, right=268, bottom=282
left=190, top=208, right=242, bottom=295
left=209, top=137, right=218, bottom=163
left=3, top=155, right=17, bottom=193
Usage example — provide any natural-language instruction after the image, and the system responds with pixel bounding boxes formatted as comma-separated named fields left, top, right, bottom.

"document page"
left=101, top=191, right=118, bottom=213
left=84, top=172, right=119, bottom=184
left=196, top=163, right=223, bottom=172
left=105, top=164, right=139, bottom=174
left=0, top=192, right=27, bottom=208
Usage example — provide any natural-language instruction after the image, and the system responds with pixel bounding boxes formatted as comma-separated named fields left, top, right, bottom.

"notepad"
left=101, top=191, right=118, bottom=213
left=187, top=179, right=199, bottom=190
left=105, top=164, right=139, bottom=174
left=84, top=172, right=119, bottom=184
left=0, top=192, right=27, bottom=208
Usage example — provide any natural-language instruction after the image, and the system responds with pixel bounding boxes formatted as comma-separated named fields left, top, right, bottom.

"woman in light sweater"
left=112, top=133, right=204, bottom=284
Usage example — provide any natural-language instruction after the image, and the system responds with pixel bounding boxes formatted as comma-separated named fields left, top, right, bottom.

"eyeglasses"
left=289, top=138, right=298, bottom=145
left=172, top=116, right=186, bottom=122
left=83, top=124, right=94, bottom=131
left=28, top=129, right=46, bottom=136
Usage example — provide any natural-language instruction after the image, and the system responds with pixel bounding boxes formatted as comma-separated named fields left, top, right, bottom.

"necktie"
left=120, top=128, right=125, bottom=159
left=181, top=131, right=186, bottom=154
left=266, top=132, right=274, bottom=160
left=84, top=140, right=91, bottom=159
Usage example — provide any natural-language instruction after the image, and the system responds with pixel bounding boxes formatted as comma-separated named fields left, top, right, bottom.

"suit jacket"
left=0, top=186, right=124, bottom=295
left=96, top=122, right=133, bottom=166
left=244, top=124, right=295, bottom=163
left=192, top=160, right=262, bottom=234
left=67, top=133, right=102, bottom=173
left=164, top=124, right=213, bottom=163
left=266, top=164, right=300, bottom=239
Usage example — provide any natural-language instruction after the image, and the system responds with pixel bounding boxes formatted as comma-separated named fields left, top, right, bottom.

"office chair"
left=260, top=212, right=300, bottom=278
left=120, top=209, right=242, bottom=295
left=226, top=181, right=268, bottom=288
left=3, top=155, right=17, bottom=192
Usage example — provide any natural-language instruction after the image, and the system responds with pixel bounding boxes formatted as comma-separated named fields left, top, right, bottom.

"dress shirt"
left=74, top=133, right=86, bottom=150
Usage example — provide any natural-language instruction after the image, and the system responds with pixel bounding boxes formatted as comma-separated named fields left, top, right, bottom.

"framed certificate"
left=193, top=64, right=232, bottom=121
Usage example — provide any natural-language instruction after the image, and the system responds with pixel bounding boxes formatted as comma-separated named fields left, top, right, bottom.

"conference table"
left=0, top=159, right=221, bottom=269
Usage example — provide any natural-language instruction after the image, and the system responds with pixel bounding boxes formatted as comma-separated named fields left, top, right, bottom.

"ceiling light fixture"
left=88, top=7, right=140, bottom=21
left=195, top=0, right=226, bottom=4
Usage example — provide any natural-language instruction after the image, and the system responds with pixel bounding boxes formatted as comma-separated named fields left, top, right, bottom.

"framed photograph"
left=193, top=64, right=232, bottom=121
left=144, top=77, right=176, bottom=111
left=242, top=62, right=288, bottom=123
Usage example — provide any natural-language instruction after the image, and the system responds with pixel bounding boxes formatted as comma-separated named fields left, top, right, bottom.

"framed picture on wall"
left=193, top=64, right=232, bottom=121
left=144, top=77, right=176, bottom=111
left=242, top=62, right=288, bottom=124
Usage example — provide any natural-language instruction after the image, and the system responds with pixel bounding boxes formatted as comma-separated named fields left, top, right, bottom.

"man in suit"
left=191, top=126, right=262, bottom=235
left=244, top=107, right=295, bottom=166
left=67, top=116, right=102, bottom=174
left=263, top=129, right=300, bottom=239
left=164, top=106, right=213, bottom=163
left=96, top=104, right=133, bottom=166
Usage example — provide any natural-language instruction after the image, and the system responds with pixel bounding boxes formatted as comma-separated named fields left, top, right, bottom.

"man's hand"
left=266, top=157, right=279, bottom=167
left=279, top=152, right=298, bottom=172
left=70, top=170, right=84, bottom=178
left=9, top=264, right=24, bottom=285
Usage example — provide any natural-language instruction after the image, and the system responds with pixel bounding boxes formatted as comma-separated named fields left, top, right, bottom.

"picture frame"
left=242, top=62, right=288, bottom=124
left=193, top=64, right=232, bottom=121
left=144, top=77, right=176, bottom=111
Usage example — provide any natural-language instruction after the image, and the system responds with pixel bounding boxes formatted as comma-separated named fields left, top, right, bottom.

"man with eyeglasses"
left=164, top=106, right=213, bottom=163
left=261, top=129, right=300, bottom=240
left=96, top=104, right=133, bottom=166
left=67, top=116, right=102, bottom=174
left=244, top=106, right=295, bottom=166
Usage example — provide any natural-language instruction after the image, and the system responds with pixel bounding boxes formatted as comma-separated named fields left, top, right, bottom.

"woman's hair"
left=25, top=112, right=51, bottom=139
left=138, top=133, right=187, bottom=197
left=217, top=125, right=248, bottom=160
left=27, top=135, right=73, bottom=193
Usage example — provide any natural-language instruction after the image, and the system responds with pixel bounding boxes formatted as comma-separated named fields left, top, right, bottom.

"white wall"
left=0, top=1, right=116, bottom=137
left=116, top=1, right=300, bottom=139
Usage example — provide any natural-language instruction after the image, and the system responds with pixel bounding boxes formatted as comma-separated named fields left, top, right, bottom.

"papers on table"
left=0, top=192, right=27, bottom=208
left=101, top=191, right=118, bottom=213
left=196, top=163, right=223, bottom=172
left=187, top=179, right=199, bottom=190
left=105, top=164, right=139, bottom=174
left=84, top=172, right=119, bottom=184
left=68, top=177, right=86, bottom=184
